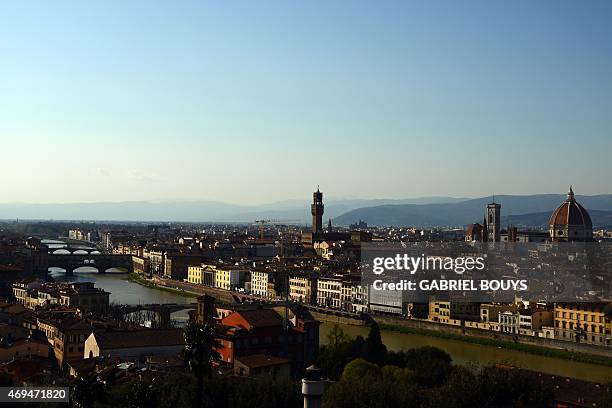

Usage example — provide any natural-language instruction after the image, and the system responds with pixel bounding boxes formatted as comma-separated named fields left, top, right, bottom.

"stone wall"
left=309, top=310, right=366, bottom=326
left=373, top=315, right=612, bottom=358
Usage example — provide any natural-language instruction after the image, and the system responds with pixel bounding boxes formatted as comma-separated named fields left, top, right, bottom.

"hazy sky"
left=1, top=1, right=611, bottom=205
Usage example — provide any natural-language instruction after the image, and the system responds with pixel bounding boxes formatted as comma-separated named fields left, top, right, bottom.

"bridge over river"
left=42, top=240, right=133, bottom=274
left=47, top=253, right=133, bottom=274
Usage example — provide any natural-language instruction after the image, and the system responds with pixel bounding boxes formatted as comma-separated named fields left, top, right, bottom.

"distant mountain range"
left=0, top=196, right=467, bottom=223
left=332, top=194, right=612, bottom=228
left=501, top=209, right=612, bottom=229
left=2, top=194, right=612, bottom=228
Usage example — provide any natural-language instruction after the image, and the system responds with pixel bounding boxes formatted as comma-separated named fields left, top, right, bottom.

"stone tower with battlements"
left=311, top=187, right=324, bottom=233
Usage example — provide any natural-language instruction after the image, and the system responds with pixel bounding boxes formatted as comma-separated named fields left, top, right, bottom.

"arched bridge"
left=48, top=253, right=133, bottom=274
left=49, top=246, right=101, bottom=255
left=44, top=243, right=101, bottom=254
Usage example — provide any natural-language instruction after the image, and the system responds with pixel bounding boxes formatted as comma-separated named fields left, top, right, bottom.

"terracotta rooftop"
left=92, top=328, right=184, bottom=350
left=549, top=187, right=593, bottom=227
left=233, top=309, right=284, bottom=328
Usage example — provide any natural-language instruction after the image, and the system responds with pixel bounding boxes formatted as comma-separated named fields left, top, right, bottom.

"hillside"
left=0, top=196, right=467, bottom=223
left=333, top=194, right=612, bottom=227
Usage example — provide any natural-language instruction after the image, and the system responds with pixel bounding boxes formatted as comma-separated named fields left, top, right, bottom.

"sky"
left=1, top=1, right=611, bottom=205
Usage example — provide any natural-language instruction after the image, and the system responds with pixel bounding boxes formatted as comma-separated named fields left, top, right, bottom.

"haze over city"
left=2, top=1, right=611, bottom=205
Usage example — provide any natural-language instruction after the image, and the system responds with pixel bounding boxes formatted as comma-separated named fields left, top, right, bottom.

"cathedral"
left=549, top=186, right=593, bottom=242
left=465, top=187, right=593, bottom=243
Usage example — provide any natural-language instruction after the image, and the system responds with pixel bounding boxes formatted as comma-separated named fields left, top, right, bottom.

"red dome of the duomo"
left=549, top=187, right=593, bottom=242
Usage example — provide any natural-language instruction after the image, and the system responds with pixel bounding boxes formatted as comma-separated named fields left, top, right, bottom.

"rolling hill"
left=333, top=194, right=612, bottom=227
left=0, top=196, right=467, bottom=223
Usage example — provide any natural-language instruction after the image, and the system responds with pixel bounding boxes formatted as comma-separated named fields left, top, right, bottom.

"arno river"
left=49, top=268, right=195, bottom=325
left=48, top=269, right=611, bottom=383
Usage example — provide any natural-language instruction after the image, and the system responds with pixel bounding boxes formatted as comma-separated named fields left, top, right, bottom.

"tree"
left=158, top=370, right=197, bottom=408
left=183, top=321, right=221, bottom=408
left=327, top=324, right=347, bottom=348
left=122, top=376, right=160, bottom=408
left=323, top=379, right=390, bottom=408
left=363, top=323, right=387, bottom=365
left=425, top=365, right=480, bottom=408
left=316, top=334, right=366, bottom=380
left=478, top=367, right=553, bottom=408
left=341, top=358, right=381, bottom=383
left=381, top=365, right=414, bottom=384
left=229, top=376, right=302, bottom=408
left=323, top=360, right=418, bottom=408
left=381, top=365, right=419, bottom=407
left=70, top=373, right=106, bottom=408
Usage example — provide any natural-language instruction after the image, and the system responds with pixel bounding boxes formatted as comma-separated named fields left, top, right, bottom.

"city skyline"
left=0, top=2, right=610, bottom=404
left=1, top=1, right=611, bottom=204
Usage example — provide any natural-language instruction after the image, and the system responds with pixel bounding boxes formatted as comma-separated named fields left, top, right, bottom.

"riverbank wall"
left=373, top=315, right=612, bottom=360
left=308, top=310, right=367, bottom=326
left=150, top=277, right=238, bottom=304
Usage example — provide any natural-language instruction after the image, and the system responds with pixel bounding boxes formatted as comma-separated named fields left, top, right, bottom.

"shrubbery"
left=64, top=322, right=611, bottom=408
left=320, top=323, right=555, bottom=408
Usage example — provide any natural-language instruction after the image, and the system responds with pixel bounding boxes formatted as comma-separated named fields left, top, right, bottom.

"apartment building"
left=428, top=298, right=452, bottom=324
left=480, top=303, right=518, bottom=323
left=58, top=282, right=110, bottom=313
left=499, top=310, right=520, bottom=334
left=350, top=283, right=369, bottom=313
left=187, top=265, right=206, bottom=285
left=317, top=276, right=342, bottom=309
left=251, top=270, right=275, bottom=298
left=288, top=275, right=317, bottom=305
left=554, top=302, right=611, bottom=346
left=215, top=268, right=247, bottom=290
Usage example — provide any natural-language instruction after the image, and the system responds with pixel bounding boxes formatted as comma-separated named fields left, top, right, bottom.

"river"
left=48, top=268, right=195, bottom=325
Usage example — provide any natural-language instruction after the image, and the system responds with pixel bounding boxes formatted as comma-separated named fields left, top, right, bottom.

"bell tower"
left=486, top=200, right=501, bottom=242
left=311, top=187, right=324, bottom=233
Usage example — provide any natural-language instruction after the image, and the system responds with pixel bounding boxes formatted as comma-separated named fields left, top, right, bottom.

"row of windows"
left=556, top=311, right=604, bottom=323
left=557, top=322, right=604, bottom=332
left=318, top=282, right=341, bottom=290
left=318, top=291, right=341, bottom=299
